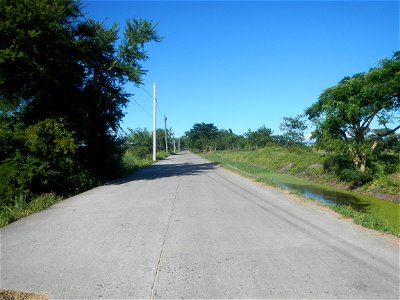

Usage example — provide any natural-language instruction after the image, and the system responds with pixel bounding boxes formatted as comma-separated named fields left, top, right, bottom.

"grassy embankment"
left=0, top=151, right=169, bottom=227
left=202, top=146, right=400, bottom=236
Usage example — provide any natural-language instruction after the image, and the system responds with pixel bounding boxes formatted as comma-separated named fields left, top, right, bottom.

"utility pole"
left=178, top=138, right=181, bottom=152
left=173, top=139, right=176, bottom=153
left=152, top=81, right=156, bottom=162
left=164, top=114, right=168, bottom=153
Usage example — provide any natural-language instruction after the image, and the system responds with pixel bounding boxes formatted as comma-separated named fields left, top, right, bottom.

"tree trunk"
left=353, top=152, right=367, bottom=172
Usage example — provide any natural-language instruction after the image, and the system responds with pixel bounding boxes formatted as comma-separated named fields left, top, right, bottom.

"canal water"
left=258, top=172, right=399, bottom=230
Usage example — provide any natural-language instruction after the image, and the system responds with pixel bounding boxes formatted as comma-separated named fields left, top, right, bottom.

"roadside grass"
left=0, top=193, right=62, bottom=227
left=331, top=205, right=399, bottom=236
left=121, top=150, right=170, bottom=174
left=202, top=150, right=400, bottom=237
left=0, top=151, right=170, bottom=228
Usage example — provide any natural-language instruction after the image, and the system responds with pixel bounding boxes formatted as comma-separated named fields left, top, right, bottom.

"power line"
left=131, top=98, right=152, bottom=119
left=140, top=86, right=163, bottom=116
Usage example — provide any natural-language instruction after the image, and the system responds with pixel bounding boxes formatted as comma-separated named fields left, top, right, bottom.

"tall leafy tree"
left=185, top=123, right=219, bottom=152
left=125, top=128, right=152, bottom=158
left=216, top=129, right=239, bottom=150
left=279, top=115, right=307, bottom=145
left=306, top=52, right=400, bottom=172
left=244, top=126, right=274, bottom=150
left=0, top=0, right=160, bottom=202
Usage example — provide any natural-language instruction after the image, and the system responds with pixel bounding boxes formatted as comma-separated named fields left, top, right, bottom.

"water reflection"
left=278, top=182, right=371, bottom=213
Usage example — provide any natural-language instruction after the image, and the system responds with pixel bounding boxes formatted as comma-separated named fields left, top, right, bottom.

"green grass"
left=331, top=204, right=399, bottom=236
left=121, top=150, right=170, bottom=175
left=203, top=149, right=400, bottom=236
left=0, top=193, right=62, bottom=227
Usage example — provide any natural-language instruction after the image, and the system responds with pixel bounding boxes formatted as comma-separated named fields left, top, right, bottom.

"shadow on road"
left=107, top=160, right=217, bottom=185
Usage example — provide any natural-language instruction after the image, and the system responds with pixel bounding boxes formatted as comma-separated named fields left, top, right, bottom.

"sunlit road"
left=1, top=152, right=399, bottom=299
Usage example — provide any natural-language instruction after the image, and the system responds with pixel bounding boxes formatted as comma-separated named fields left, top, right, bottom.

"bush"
left=339, top=168, right=374, bottom=186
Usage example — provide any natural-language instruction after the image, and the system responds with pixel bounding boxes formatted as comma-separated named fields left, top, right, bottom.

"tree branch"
left=376, top=124, right=400, bottom=138
left=361, top=111, right=378, bottom=130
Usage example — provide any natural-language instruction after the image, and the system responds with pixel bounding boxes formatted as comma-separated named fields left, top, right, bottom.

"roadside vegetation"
left=0, top=127, right=171, bottom=227
left=0, top=0, right=162, bottom=226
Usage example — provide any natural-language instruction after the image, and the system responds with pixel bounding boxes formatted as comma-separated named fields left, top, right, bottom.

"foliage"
left=0, top=0, right=160, bottom=208
left=156, top=127, right=174, bottom=152
left=244, top=126, right=274, bottom=150
left=126, top=128, right=153, bottom=158
left=185, top=123, right=219, bottom=152
left=331, top=205, right=399, bottom=237
left=279, top=114, right=308, bottom=145
left=124, top=127, right=173, bottom=160
left=216, top=129, right=242, bottom=150
left=0, top=193, right=62, bottom=227
left=306, top=51, right=400, bottom=173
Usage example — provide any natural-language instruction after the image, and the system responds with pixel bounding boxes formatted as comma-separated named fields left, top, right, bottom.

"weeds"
left=0, top=193, right=62, bottom=227
left=331, top=204, right=399, bottom=237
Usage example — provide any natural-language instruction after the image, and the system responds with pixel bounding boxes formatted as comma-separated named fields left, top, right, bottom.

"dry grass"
left=0, top=289, right=48, bottom=300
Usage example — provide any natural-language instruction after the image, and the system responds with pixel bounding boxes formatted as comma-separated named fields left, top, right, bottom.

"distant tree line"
left=183, top=115, right=309, bottom=153
left=0, top=0, right=160, bottom=206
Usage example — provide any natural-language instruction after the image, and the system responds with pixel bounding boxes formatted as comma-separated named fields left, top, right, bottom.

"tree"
left=279, top=115, right=307, bottom=145
left=216, top=129, right=239, bottom=150
left=244, top=126, right=274, bottom=150
left=0, top=0, right=160, bottom=203
left=185, top=123, right=219, bottom=152
left=156, top=128, right=173, bottom=153
left=306, top=52, right=400, bottom=172
left=125, top=128, right=152, bottom=158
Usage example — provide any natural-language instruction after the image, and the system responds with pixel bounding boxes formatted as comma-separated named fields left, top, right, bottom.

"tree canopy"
left=306, top=51, right=400, bottom=172
left=0, top=0, right=160, bottom=203
left=185, top=123, right=219, bottom=152
left=279, top=115, right=307, bottom=145
left=244, top=126, right=274, bottom=150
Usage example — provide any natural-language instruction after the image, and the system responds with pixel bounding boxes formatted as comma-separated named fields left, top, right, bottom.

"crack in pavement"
left=149, top=183, right=180, bottom=299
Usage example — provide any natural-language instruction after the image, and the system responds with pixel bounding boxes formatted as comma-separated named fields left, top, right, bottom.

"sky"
left=83, top=0, right=399, bottom=138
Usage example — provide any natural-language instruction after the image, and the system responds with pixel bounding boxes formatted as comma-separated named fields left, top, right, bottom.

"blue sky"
left=84, top=0, right=399, bottom=137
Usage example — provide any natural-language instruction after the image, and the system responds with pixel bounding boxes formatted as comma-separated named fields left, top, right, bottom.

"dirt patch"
left=0, top=289, right=48, bottom=300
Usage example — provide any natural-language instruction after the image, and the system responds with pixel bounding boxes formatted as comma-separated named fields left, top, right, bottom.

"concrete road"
left=1, top=152, right=399, bottom=299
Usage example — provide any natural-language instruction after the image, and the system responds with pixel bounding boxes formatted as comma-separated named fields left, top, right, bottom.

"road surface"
left=1, top=152, right=399, bottom=299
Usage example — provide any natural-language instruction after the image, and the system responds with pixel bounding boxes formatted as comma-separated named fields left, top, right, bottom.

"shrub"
left=339, top=168, right=374, bottom=186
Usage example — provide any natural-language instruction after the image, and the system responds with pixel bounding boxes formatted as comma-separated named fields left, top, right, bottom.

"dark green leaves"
left=306, top=51, right=400, bottom=172
left=0, top=0, right=160, bottom=205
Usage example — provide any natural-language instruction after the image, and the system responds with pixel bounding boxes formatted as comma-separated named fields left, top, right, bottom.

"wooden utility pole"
left=164, top=114, right=168, bottom=153
left=152, top=82, right=156, bottom=161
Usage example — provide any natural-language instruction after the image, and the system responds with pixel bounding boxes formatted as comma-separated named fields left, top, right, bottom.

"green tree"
left=125, top=128, right=152, bottom=158
left=185, top=123, right=219, bottom=152
left=306, top=52, right=400, bottom=172
left=279, top=115, right=307, bottom=145
left=216, top=129, right=239, bottom=150
left=156, top=127, right=173, bottom=153
left=0, top=0, right=160, bottom=204
left=244, top=126, right=274, bottom=150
